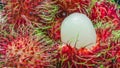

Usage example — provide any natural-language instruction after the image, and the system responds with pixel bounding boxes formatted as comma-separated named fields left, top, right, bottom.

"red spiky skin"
left=57, top=40, right=120, bottom=68
left=0, top=24, right=58, bottom=68
left=48, top=20, right=61, bottom=41
left=0, top=35, right=53, bottom=68
left=56, top=0, right=91, bottom=14
left=4, top=0, right=43, bottom=26
left=90, top=1, right=120, bottom=25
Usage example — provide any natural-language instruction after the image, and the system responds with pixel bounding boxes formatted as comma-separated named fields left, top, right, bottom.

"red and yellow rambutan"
left=0, top=23, right=58, bottom=68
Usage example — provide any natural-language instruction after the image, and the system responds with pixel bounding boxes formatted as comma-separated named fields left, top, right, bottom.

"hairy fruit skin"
left=0, top=0, right=120, bottom=68
left=4, top=0, right=43, bottom=26
left=57, top=40, right=120, bottom=68
left=90, top=1, right=120, bottom=25
left=48, top=20, right=61, bottom=41
left=0, top=24, right=58, bottom=68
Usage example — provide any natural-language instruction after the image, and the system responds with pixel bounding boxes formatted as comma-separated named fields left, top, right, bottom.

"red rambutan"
left=90, top=1, right=120, bottom=25
left=0, top=23, right=58, bottom=68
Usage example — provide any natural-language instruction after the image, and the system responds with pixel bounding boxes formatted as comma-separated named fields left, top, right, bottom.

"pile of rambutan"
left=0, top=0, right=120, bottom=68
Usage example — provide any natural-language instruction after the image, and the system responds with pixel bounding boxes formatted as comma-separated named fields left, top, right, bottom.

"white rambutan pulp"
left=61, top=13, right=96, bottom=50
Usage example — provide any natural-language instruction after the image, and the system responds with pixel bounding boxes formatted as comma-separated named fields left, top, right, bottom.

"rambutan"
left=57, top=37, right=120, bottom=68
left=4, top=0, right=43, bottom=26
left=90, top=1, right=120, bottom=25
left=0, top=0, right=120, bottom=68
left=55, top=0, right=120, bottom=68
left=0, top=23, right=58, bottom=68
left=56, top=0, right=91, bottom=14
left=48, top=20, right=61, bottom=41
